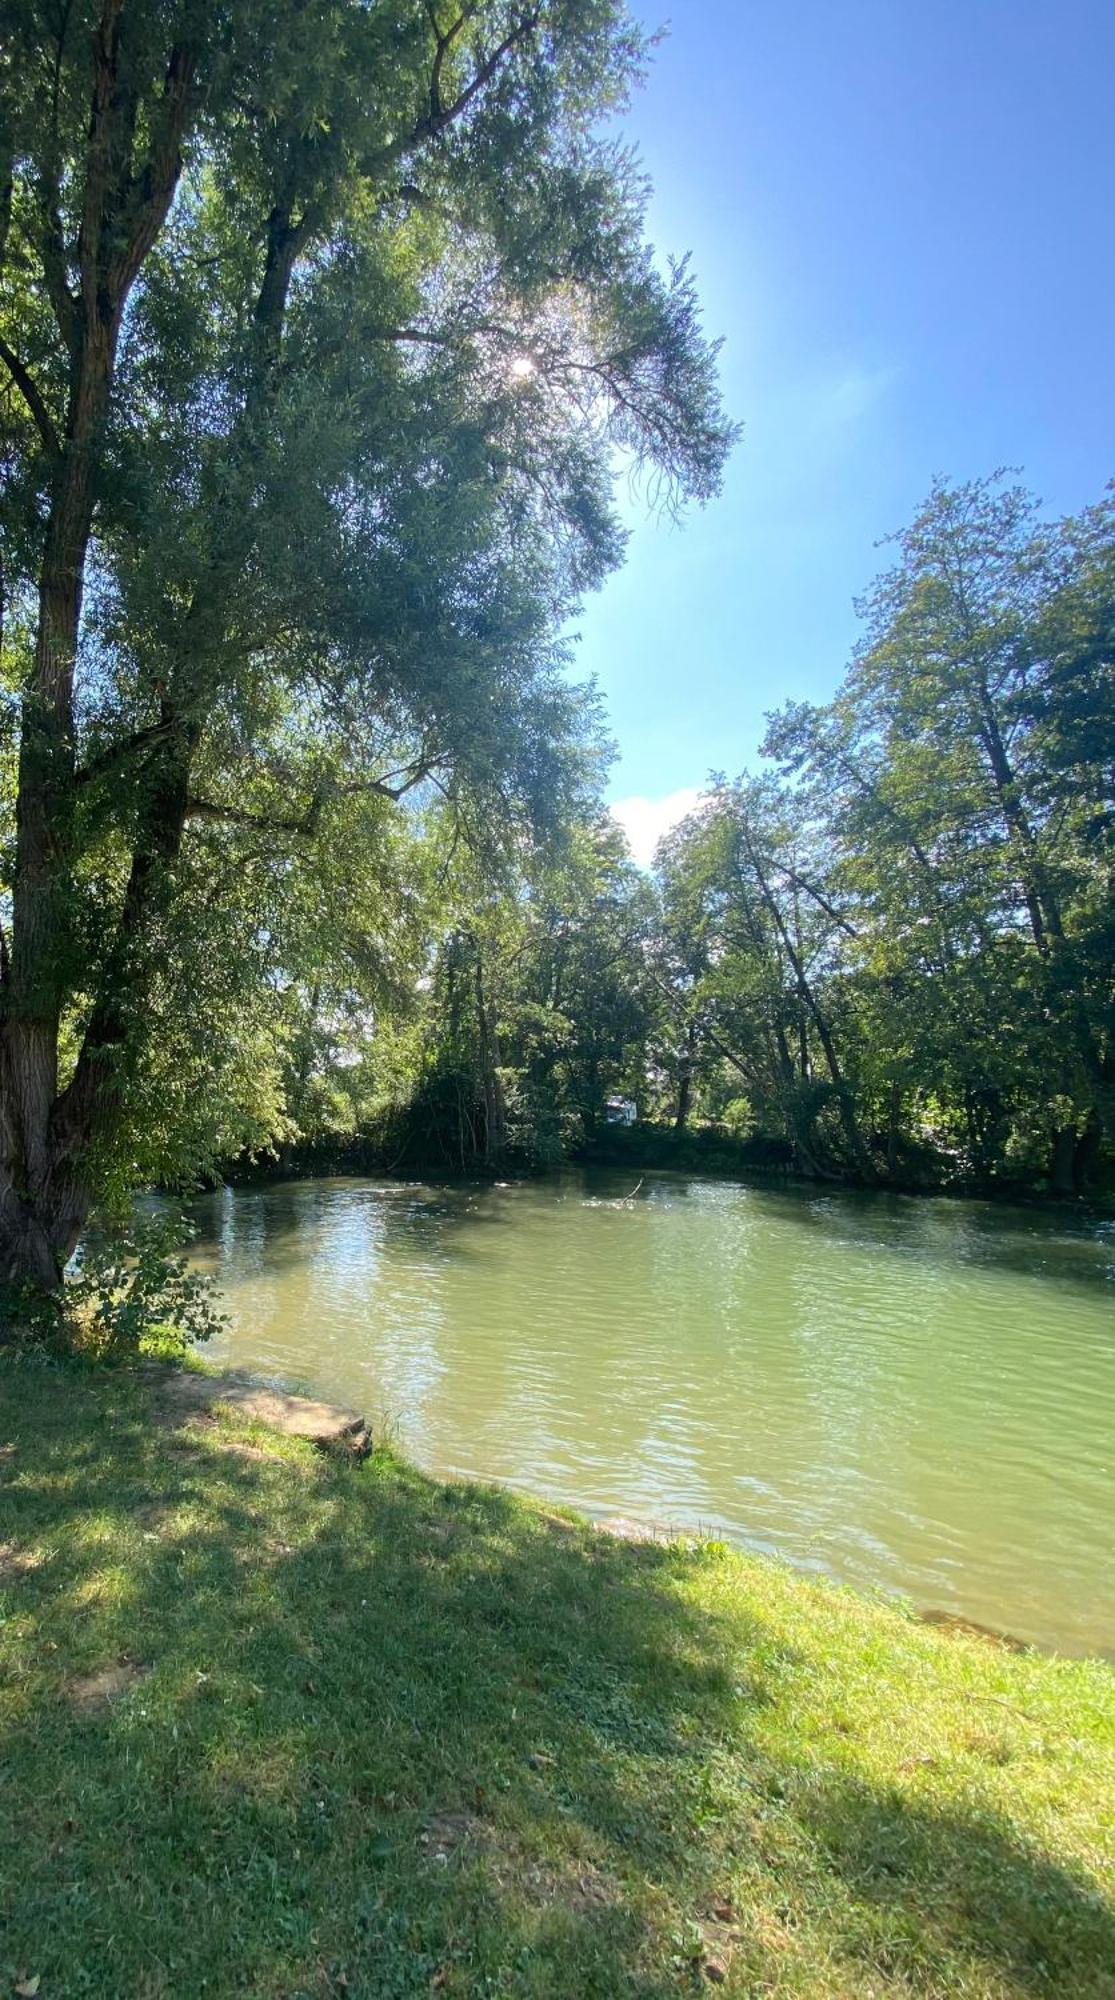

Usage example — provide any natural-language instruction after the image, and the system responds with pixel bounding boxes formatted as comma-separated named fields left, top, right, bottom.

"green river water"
left=188, top=1170, right=1115, bottom=1656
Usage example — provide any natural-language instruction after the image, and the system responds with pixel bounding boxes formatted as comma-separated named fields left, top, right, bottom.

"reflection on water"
left=185, top=1171, right=1115, bottom=1656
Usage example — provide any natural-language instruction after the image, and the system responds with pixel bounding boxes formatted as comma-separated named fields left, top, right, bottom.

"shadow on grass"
left=794, top=1777, right=1115, bottom=1995
left=0, top=1362, right=1112, bottom=1998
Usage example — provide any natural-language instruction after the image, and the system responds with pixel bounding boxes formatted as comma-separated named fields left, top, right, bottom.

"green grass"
left=1, top=1358, right=1112, bottom=1998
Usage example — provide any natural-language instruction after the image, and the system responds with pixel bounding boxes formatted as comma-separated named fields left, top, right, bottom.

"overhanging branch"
left=0, top=338, right=60, bottom=456
left=74, top=718, right=178, bottom=788
left=185, top=760, right=437, bottom=836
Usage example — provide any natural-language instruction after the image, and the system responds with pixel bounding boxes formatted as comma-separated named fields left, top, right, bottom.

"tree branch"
left=187, top=795, right=323, bottom=837
left=378, top=8, right=541, bottom=169
left=73, top=718, right=179, bottom=788
left=36, top=0, right=80, bottom=351
left=0, top=143, right=12, bottom=279
left=769, top=860, right=858, bottom=938
left=0, top=338, right=61, bottom=456
left=76, top=0, right=125, bottom=313
left=112, top=40, right=198, bottom=298
left=35, top=185, right=80, bottom=354
left=185, top=761, right=435, bottom=836
left=386, top=181, right=455, bottom=221
left=426, top=4, right=476, bottom=120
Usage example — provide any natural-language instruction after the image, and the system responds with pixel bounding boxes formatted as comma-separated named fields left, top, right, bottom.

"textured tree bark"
left=0, top=344, right=113, bottom=1287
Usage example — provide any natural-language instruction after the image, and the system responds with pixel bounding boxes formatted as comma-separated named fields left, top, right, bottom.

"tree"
left=767, top=476, right=1114, bottom=1190
left=656, top=780, right=872, bottom=1178
left=384, top=814, right=656, bottom=1170
left=653, top=477, right=1113, bottom=1194
left=0, top=0, right=732, bottom=1289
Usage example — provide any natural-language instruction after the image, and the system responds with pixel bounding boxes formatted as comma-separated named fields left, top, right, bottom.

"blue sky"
left=590, top=0, right=1115, bottom=861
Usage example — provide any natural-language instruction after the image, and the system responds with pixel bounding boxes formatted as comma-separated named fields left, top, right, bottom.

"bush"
left=721, top=1095, right=756, bottom=1140
left=1, top=1212, right=226, bottom=1363
left=68, top=1212, right=226, bottom=1361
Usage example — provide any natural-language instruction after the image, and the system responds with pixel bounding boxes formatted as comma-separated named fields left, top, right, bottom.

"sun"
left=509, top=354, right=536, bottom=380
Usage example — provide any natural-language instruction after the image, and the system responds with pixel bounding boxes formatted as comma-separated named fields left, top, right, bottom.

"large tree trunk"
left=0, top=733, right=193, bottom=1292
left=0, top=360, right=111, bottom=1288
left=0, top=1192, right=67, bottom=1292
left=0, top=12, right=197, bottom=1296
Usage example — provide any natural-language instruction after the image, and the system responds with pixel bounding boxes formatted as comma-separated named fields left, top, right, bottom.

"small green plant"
left=64, top=1212, right=226, bottom=1361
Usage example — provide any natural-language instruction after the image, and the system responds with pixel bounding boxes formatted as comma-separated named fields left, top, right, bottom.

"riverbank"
left=2, top=1359, right=1113, bottom=1998
left=221, top=1124, right=1115, bottom=1212
left=574, top=1126, right=1115, bottom=1208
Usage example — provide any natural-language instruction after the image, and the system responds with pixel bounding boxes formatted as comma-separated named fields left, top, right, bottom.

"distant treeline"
left=246, top=477, right=1114, bottom=1201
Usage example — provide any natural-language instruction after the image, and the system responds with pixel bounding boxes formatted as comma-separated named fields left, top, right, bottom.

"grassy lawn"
left=1, top=1358, right=1112, bottom=1998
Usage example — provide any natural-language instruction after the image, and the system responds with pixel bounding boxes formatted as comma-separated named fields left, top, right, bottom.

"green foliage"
left=0, top=0, right=734, bottom=1276
left=206, top=471, right=1111, bottom=1200
left=648, top=474, right=1115, bottom=1193
left=375, top=817, right=660, bottom=1171
left=65, top=1213, right=227, bottom=1361
left=720, top=1095, right=756, bottom=1141
left=1, top=1214, right=226, bottom=1362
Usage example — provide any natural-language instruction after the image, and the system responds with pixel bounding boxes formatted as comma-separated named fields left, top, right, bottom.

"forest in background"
left=267, top=474, right=1115, bottom=1201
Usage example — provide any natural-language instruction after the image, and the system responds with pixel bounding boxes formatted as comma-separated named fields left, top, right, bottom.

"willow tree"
left=0, top=0, right=732, bottom=1288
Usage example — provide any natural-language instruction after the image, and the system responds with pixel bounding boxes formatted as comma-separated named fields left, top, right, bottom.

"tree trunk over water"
left=673, top=1022, right=695, bottom=1131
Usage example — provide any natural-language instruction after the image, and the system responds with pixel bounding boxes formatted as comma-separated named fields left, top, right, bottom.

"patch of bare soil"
left=69, top=1659, right=148, bottom=1710
left=420, top=1812, right=491, bottom=1864
left=697, top=1896, right=746, bottom=1984
left=520, top=1857, right=616, bottom=1916
left=0, top=1542, right=46, bottom=1580
left=420, top=1811, right=617, bottom=1921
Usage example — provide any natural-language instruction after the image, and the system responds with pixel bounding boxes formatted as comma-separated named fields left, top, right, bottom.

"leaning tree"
left=0, top=0, right=732, bottom=1288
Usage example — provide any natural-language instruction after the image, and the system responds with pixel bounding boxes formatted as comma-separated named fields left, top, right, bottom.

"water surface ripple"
left=186, top=1171, right=1115, bottom=1655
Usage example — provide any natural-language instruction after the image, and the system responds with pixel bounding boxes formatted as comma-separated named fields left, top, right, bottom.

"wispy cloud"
left=813, top=363, right=899, bottom=431
left=610, top=787, right=702, bottom=869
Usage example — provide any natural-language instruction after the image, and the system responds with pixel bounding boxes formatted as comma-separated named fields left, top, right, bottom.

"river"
left=185, top=1170, right=1115, bottom=1656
